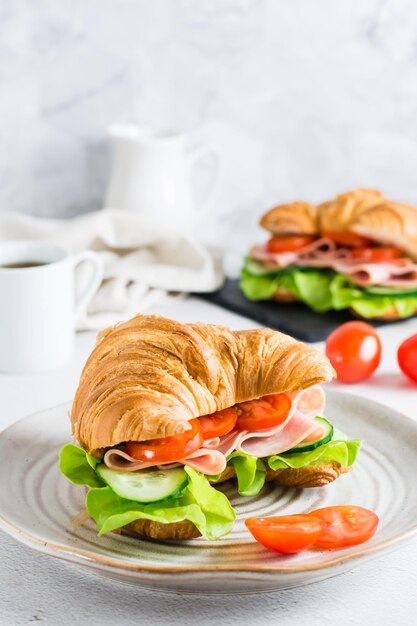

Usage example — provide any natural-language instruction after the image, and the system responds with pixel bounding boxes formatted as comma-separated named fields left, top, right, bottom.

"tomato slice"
left=245, top=515, right=324, bottom=554
left=125, top=419, right=203, bottom=463
left=322, top=231, right=372, bottom=248
left=351, top=246, right=402, bottom=262
left=199, top=407, right=238, bottom=439
left=308, top=505, right=379, bottom=549
left=325, top=321, right=382, bottom=383
left=236, top=393, right=292, bottom=431
left=266, top=235, right=316, bottom=253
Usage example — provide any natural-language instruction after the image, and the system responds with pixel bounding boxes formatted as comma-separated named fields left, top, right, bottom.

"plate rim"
left=1, top=390, right=417, bottom=576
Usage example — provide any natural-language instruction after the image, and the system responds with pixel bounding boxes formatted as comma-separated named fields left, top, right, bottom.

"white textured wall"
left=1, top=0, right=417, bottom=239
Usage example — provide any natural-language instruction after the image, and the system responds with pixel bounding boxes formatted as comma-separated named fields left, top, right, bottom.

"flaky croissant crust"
left=260, top=188, right=417, bottom=259
left=71, top=314, right=335, bottom=456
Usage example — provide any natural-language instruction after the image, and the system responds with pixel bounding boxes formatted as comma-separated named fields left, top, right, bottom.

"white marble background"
left=1, top=0, right=417, bottom=249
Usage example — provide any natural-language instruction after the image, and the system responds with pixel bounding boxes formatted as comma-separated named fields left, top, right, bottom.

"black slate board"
left=198, top=278, right=393, bottom=342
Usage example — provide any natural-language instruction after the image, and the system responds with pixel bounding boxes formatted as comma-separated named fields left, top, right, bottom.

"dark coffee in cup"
left=0, top=261, right=50, bottom=269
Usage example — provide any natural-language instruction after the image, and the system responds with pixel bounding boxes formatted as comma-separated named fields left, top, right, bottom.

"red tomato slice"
left=325, top=321, right=382, bottom=383
left=352, top=246, right=402, bottom=262
left=245, top=515, right=324, bottom=554
left=266, top=235, right=316, bottom=253
left=199, top=407, right=238, bottom=439
left=398, top=333, right=417, bottom=383
left=322, top=231, right=372, bottom=248
left=308, top=505, right=379, bottom=549
left=236, top=393, right=292, bottom=431
left=125, top=419, right=203, bottom=463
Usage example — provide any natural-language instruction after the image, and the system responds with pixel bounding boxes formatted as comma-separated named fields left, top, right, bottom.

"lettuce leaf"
left=241, top=261, right=417, bottom=318
left=228, top=451, right=266, bottom=496
left=240, top=266, right=334, bottom=312
left=86, top=466, right=235, bottom=540
left=267, top=438, right=362, bottom=470
left=59, top=444, right=235, bottom=540
left=59, top=444, right=105, bottom=488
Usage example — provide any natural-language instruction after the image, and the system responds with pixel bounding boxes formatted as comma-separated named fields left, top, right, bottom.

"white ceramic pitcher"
left=104, top=125, right=221, bottom=231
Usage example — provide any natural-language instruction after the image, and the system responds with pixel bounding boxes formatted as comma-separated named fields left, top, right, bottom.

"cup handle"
left=73, top=251, right=103, bottom=324
left=188, top=144, right=222, bottom=218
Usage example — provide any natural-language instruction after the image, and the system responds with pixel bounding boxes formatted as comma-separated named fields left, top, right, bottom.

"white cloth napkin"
left=0, top=209, right=224, bottom=330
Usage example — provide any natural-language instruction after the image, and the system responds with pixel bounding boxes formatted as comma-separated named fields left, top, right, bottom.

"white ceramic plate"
left=0, top=390, right=416, bottom=594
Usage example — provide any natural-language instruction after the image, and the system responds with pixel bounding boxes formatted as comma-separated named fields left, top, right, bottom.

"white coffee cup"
left=0, top=241, right=103, bottom=373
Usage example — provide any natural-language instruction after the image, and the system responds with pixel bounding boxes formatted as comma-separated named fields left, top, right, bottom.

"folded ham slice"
left=334, top=259, right=417, bottom=288
left=103, top=386, right=326, bottom=475
left=250, top=238, right=350, bottom=269
left=250, top=238, right=417, bottom=289
left=103, top=446, right=227, bottom=476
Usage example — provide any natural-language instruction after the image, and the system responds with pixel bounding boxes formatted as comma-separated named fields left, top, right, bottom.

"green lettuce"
left=86, top=467, right=235, bottom=539
left=241, top=260, right=417, bottom=318
left=228, top=451, right=266, bottom=496
left=60, top=443, right=105, bottom=488
left=59, top=444, right=235, bottom=540
left=267, top=437, right=362, bottom=470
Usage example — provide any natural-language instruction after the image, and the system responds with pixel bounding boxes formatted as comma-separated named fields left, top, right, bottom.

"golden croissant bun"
left=351, top=201, right=417, bottom=261
left=71, top=314, right=335, bottom=456
left=260, top=188, right=417, bottom=259
left=318, top=188, right=384, bottom=232
left=260, top=202, right=319, bottom=235
left=216, top=462, right=349, bottom=488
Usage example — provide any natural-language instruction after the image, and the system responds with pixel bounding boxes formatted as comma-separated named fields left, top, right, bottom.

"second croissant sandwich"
left=60, top=314, right=361, bottom=541
left=241, top=188, right=417, bottom=320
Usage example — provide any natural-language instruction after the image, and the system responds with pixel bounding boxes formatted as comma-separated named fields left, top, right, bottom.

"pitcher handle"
left=188, top=144, right=222, bottom=218
left=73, top=251, right=103, bottom=324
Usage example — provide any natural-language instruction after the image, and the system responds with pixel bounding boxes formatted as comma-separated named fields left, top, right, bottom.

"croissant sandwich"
left=242, top=188, right=417, bottom=320
left=60, top=314, right=361, bottom=541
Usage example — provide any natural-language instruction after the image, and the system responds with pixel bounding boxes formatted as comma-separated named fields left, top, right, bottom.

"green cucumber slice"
left=285, top=417, right=334, bottom=455
left=364, top=285, right=417, bottom=297
left=244, top=259, right=281, bottom=276
left=96, top=465, right=188, bottom=504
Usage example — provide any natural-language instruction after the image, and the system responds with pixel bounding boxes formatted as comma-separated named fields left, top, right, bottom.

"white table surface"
left=1, top=297, right=417, bottom=626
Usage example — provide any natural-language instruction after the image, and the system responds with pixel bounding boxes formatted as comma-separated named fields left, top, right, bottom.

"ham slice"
left=250, top=239, right=417, bottom=288
left=104, top=446, right=227, bottom=476
left=205, top=386, right=327, bottom=459
left=103, top=386, right=327, bottom=474
left=236, top=409, right=321, bottom=457
left=334, top=259, right=417, bottom=288
left=250, top=238, right=348, bottom=269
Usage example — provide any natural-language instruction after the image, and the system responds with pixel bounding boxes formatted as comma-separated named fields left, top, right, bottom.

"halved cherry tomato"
left=397, top=333, right=417, bottom=383
left=266, top=235, right=316, bottom=253
left=325, top=321, right=382, bottom=383
left=322, top=231, right=372, bottom=248
left=236, top=393, right=292, bottom=431
left=352, top=247, right=402, bottom=262
left=199, top=407, right=238, bottom=439
left=245, top=515, right=324, bottom=554
left=125, top=418, right=203, bottom=463
left=308, top=506, right=379, bottom=549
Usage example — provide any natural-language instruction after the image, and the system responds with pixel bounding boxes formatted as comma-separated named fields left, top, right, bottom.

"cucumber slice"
left=285, top=417, right=334, bottom=455
left=96, top=465, right=188, bottom=504
left=364, top=285, right=417, bottom=297
left=244, top=258, right=281, bottom=276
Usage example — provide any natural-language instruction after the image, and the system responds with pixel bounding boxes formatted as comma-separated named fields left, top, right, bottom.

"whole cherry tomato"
left=397, top=333, right=417, bottom=383
left=325, top=321, right=382, bottom=383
